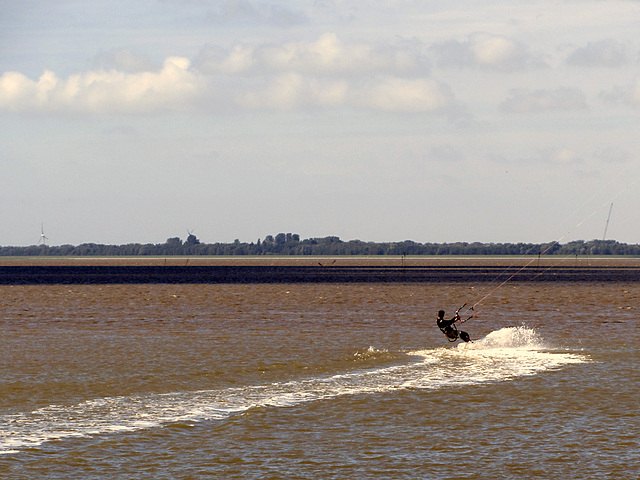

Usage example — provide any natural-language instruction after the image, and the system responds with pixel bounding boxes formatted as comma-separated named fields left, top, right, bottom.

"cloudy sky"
left=2, top=0, right=640, bottom=246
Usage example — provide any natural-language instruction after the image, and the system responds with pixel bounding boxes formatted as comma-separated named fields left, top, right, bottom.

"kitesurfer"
left=437, top=310, right=471, bottom=343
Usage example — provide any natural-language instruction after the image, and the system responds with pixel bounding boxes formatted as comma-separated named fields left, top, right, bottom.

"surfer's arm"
left=438, top=317, right=457, bottom=328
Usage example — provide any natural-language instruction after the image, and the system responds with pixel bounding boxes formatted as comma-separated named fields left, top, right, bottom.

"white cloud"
left=194, top=44, right=255, bottom=75
left=351, top=77, right=451, bottom=113
left=548, top=147, right=582, bottom=165
left=566, top=39, right=628, bottom=68
left=500, top=87, right=587, bottom=113
left=0, top=57, right=204, bottom=114
left=0, top=35, right=449, bottom=114
left=238, top=73, right=348, bottom=109
left=471, top=34, right=520, bottom=67
left=489, top=146, right=585, bottom=168
left=431, top=33, right=541, bottom=71
left=238, top=74, right=452, bottom=113
left=194, top=33, right=428, bottom=76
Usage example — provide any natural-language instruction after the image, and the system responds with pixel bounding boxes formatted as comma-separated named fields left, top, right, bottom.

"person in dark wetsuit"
left=437, top=310, right=471, bottom=343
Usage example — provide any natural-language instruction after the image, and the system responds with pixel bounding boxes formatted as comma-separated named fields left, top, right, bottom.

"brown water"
left=1, top=282, right=638, bottom=479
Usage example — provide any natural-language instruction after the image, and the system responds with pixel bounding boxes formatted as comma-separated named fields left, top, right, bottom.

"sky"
left=2, top=0, right=640, bottom=246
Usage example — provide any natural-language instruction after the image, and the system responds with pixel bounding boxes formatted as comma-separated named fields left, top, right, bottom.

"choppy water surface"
left=0, top=282, right=638, bottom=479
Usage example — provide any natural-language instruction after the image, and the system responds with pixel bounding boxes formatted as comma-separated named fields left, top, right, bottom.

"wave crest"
left=462, top=326, right=546, bottom=350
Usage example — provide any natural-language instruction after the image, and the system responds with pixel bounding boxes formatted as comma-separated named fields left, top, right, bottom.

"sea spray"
left=462, top=326, right=546, bottom=350
left=0, top=327, right=586, bottom=455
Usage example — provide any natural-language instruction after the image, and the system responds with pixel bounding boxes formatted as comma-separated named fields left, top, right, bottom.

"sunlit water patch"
left=0, top=327, right=586, bottom=454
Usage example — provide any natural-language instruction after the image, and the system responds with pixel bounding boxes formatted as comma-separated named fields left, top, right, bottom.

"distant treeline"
left=2, top=233, right=640, bottom=257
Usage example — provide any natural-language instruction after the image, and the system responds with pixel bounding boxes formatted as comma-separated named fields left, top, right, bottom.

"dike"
left=1, top=265, right=639, bottom=284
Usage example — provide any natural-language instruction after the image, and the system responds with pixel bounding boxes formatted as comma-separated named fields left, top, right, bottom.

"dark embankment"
left=1, top=264, right=639, bottom=284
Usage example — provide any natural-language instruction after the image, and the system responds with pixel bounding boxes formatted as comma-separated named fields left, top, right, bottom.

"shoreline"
left=2, top=255, right=640, bottom=267
left=1, top=261, right=639, bottom=284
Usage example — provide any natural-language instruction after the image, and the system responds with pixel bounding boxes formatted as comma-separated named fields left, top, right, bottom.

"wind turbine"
left=602, top=203, right=613, bottom=241
left=38, top=223, right=48, bottom=245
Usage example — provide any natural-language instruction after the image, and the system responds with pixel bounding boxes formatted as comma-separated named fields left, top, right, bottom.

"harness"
left=438, top=320, right=459, bottom=342
left=438, top=304, right=473, bottom=343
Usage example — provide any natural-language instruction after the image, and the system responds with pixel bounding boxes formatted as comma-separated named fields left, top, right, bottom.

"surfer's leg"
left=459, top=331, right=471, bottom=342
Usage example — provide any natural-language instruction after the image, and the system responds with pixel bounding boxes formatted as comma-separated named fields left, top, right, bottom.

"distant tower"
left=38, top=223, right=49, bottom=245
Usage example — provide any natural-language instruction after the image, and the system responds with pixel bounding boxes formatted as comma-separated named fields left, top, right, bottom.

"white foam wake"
left=467, top=325, right=547, bottom=349
left=0, top=327, right=585, bottom=454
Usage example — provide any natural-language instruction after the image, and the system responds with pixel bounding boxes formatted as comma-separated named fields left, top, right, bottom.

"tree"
left=166, top=237, right=182, bottom=247
left=275, top=233, right=287, bottom=244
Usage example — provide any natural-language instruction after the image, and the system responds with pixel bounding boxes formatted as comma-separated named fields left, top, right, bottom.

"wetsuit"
left=437, top=313, right=471, bottom=342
